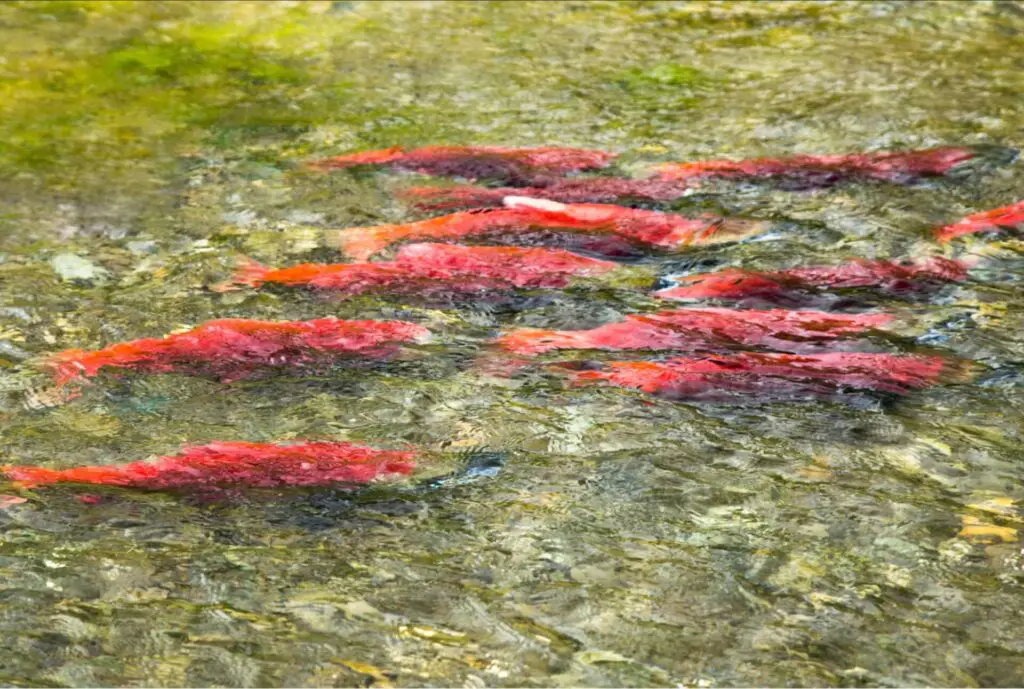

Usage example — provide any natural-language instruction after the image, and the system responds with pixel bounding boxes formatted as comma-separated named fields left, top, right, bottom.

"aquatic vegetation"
left=563, top=352, right=959, bottom=401
left=495, top=308, right=894, bottom=356
left=2, top=440, right=416, bottom=491
left=655, top=256, right=971, bottom=302
left=309, top=145, right=615, bottom=185
left=337, top=196, right=767, bottom=260
left=934, top=200, right=1024, bottom=242
left=235, top=242, right=619, bottom=294
left=46, top=317, right=431, bottom=386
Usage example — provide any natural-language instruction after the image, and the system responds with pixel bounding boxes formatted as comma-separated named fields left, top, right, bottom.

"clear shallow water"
left=0, top=1, right=1023, bottom=686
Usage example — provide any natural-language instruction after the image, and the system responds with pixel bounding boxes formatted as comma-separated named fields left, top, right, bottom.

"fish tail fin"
left=44, top=349, right=93, bottom=387
left=493, top=328, right=566, bottom=356
left=2, top=465, right=63, bottom=487
left=333, top=226, right=396, bottom=261
left=232, top=257, right=272, bottom=287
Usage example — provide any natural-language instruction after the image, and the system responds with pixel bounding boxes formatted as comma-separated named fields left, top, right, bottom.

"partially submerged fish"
left=336, top=196, right=767, bottom=261
left=47, top=318, right=431, bottom=386
left=235, top=242, right=619, bottom=294
left=934, top=201, right=1024, bottom=242
left=655, top=146, right=978, bottom=186
left=309, top=145, right=615, bottom=185
left=564, top=352, right=958, bottom=401
left=2, top=441, right=416, bottom=491
left=496, top=308, right=894, bottom=356
left=655, top=257, right=971, bottom=303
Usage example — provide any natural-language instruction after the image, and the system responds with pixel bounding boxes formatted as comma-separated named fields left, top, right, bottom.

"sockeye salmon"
left=654, top=257, right=971, bottom=303
left=47, top=318, right=430, bottom=386
left=2, top=441, right=416, bottom=491
left=495, top=308, right=894, bottom=356
left=309, top=145, right=614, bottom=185
left=563, top=352, right=960, bottom=402
left=235, top=242, right=619, bottom=294
left=934, top=201, right=1024, bottom=242
left=335, top=196, right=767, bottom=261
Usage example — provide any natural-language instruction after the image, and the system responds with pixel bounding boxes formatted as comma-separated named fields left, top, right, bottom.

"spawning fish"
left=934, top=200, right=1024, bottom=242
left=401, top=178, right=694, bottom=211
left=47, top=317, right=430, bottom=386
left=2, top=441, right=416, bottom=491
left=235, top=242, right=619, bottom=294
left=495, top=308, right=894, bottom=356
left=309, top=145, right=615, bottom=185
left=402, top=146, right=1006, bottom=210
left=563, top=352, right=959, bottom=401
left=654, top=146, right=978, bottom=186
left=654, top=257, right=971, bottom=303
left=335, top=196, right=767, bottom=261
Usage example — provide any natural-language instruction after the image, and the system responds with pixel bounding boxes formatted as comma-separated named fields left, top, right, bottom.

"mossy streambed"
left=1, top=1, right=1023, bottom=686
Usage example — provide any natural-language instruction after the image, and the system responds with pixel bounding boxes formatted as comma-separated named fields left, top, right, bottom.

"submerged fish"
left=2, top=441, right=416, bottom=491
left=309, top=145, right=615, bottom=185
left=934, top=201, right=1024, bottom=242
left=654, top=146, right=978, bottom=186
left=403, top=146, right=1003, bottom=210
left=654, top=257, right=971, bottom=303
left=47, top=318, right=430, bottom=386
left=564, top=352, right=958, bottom=401
left=336, top=196, right=767, bottom=261
left=402, top=178, right=694, bottom=211
left=235, top=242, right=619, bottom=294
left=496, top=308, right=894, bottom=356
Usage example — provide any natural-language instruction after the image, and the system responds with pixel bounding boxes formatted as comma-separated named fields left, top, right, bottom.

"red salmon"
left=655, top=147, right=977, bottom=185
left=655, top=257, right=971, bottom=302
left=47, top=318, right=431, bottom=386
left=934, top=201, right=1024, bottom=242
left=3, top=441, right=416, bottom=491
left=236, top=243, right=618, bottom=294
left=496, top=308, right=894, bottom=356
left=564, top=352, right=958, bottom=401
left=336, top=196, right=767, bottom=261
left=309, top=145, right=614, bottom=185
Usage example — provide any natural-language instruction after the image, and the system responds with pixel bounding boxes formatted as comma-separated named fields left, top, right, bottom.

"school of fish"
left=6, top=143, right=1019, bottom=501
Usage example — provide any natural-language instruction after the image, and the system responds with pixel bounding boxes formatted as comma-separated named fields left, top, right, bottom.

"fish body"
left=3, top=441, right=416, bottom=490
left=934, top=201, right=1024, bottom=242
left=496, top=308, right=894, bottom=356
left=655, top=257, right=970, bottom=302
left=566, top=352, right=955, bottom=401
left=402, top=178, right=692, bottom=210
left=47, top=318, right=430, bottom=385
left=309, top=145, right=614, bottom=185
left=337, top=196, right=766, bottom=261
left=403, top=147, right=992, bottom=210
left=237, top=243, right=619, bottom=294
left=655, top=147, right=978, bottom=185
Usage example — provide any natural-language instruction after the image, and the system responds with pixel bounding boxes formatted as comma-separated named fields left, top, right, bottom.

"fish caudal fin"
left=232, top=257, right=272, bottom=287
left=2, top=465, right=64, bottom=487
left=334, top=226, right=397, bottom=262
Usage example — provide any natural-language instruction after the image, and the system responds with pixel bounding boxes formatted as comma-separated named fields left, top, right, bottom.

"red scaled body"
left=402, top=178, right=693, bottom=211
left=2, top=441, right=416, bottom=491
left=496, top=308, right=894, bottom=356
left=934, top=201, right=1024, bottom=242
left=654, top=147, right=977, bottom=185
left=565, top=352, right=955, bottom=401
left=237, top=242, right=618, bottom=294
left=47, top=318, right=430, bottom=386
left=309, top=145, right=614, bottom=185
left=655, top=257, right=970, bottom=302
left=337, top=196, right=766, bottom=261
